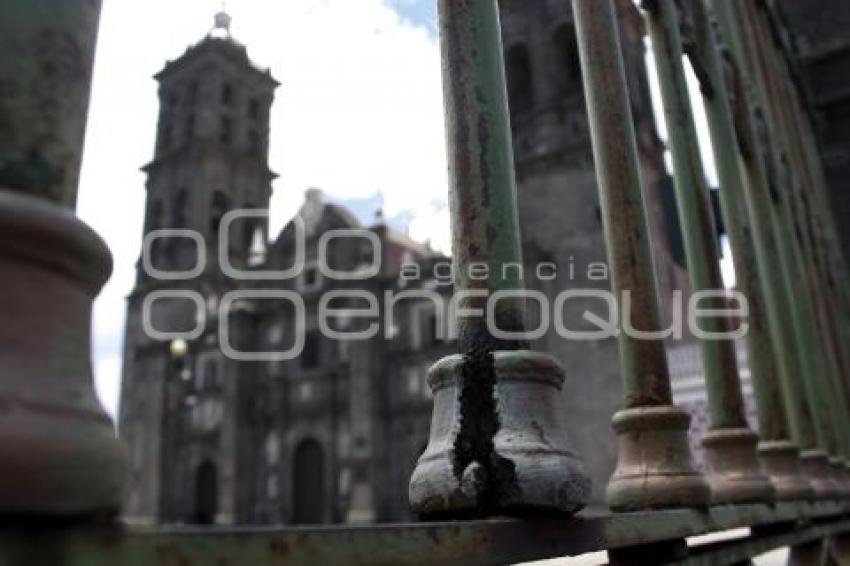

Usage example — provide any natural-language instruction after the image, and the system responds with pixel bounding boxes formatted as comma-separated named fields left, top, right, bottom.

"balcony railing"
left=0, top=0, right=848, bottom=564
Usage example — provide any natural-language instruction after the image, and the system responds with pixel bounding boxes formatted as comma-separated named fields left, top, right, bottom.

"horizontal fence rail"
left=1, top=502, right=848, bottom=565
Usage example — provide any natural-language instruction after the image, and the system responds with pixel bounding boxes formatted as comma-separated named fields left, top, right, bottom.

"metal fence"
left=0, top=0, right=848, bottom=564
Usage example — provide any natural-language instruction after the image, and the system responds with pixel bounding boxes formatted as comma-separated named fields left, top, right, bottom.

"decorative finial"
left=213, top=2, right=232, bottom=36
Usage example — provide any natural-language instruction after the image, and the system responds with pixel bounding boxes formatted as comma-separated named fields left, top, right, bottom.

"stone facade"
left=117, top=30, right=452, bottom=525
left=774, top=0, right=850, bottom=260
left=120, top=3, right=690, bottom=525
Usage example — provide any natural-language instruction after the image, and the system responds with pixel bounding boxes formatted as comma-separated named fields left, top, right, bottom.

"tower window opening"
left=185, top=114, right=196, bottom=141
left=249, top=98, right=261, bottom=120
left=222, top=82, right=234, bottom=106
left=248, top=129, right=261, bottom=156
left=220, top=116, right=233, bottom=145
left=172, top=189, right=188, bottom=228
left=189, top=81, right=199, bottom=105
left=210, top=191, right=230, bottom=236
left=301, top=331, right=321, bottom=370
left=505, top=44, right=534, bottom=115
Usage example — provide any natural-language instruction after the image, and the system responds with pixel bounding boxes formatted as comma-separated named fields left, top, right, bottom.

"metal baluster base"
left=800, top=450, right=839, bottom=499
left=0, top=190, right=127, bottom=517
left=844, top=466, right=850, bottom=498
left=828, top=458, right=850, bottom=498
left=409, top=351, right=590, bottom=517
left=702, top=428, right=775, bottom=503
left=757, top=440, right=814, bottom=501
left=606, top=406, right=711, bottom=511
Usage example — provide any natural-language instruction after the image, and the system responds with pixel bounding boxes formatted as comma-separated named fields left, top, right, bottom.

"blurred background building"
left=120, top=0, right=752, bottom=526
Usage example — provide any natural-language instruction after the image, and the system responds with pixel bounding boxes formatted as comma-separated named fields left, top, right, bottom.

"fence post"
left=572, top=0, right=709, bottom=511
left=710, top=0, right=834, bottom=499
left=0, top=0, right=127, bottom=517
left=641, top=0, right=773, bottom=504
left=686, top=0, right=809, bottom=500
left=725, top=0, right=846, bottom=497
left=409, top=0, right=590, bottom=517
left=750, top=13, right=850, bottom=495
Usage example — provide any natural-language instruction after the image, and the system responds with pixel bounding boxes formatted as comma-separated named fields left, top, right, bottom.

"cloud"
left=76, top=0, right=451, bottom=420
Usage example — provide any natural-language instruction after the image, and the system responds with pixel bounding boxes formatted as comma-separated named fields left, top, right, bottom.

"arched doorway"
left=193, top=459, right=218, bottom=525
left=292, top=438, right=325, bottom=524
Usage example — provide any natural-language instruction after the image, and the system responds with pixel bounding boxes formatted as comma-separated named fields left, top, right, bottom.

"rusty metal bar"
left=409, top=0, right=589, bottom=518
left=0, top=0, right=103, bottom=208
left=708, top=0, right=819, bottom=499
left=1, top=502, right=848, bottom=566
left=752, top=15, right=850, bottom=491
left=735, top=0, right=849, bottom=496
left=711, top=0, right=838, bottom=498
left=572, top=0, right=708, bottom=512
left=688, top=0, right=809, bottom=501
left=641, top=0, right=772, bottom=504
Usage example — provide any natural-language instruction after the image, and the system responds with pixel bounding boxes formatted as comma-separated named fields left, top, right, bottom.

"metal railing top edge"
left=1, top=501, right=847, bottom=566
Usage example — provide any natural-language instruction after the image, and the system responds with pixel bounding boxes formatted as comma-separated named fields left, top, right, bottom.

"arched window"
left=553, top=24, right=581, bottom=94
left=193, top=459, right=218, bottom=525
left=505, top=44, right=534, bottom=115
left=292, top=438, right=325, bottom=524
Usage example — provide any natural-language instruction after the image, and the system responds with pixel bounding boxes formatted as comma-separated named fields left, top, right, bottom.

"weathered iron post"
left=0, top=1, right=127, bottom=516
left=706, top=0, right=819, bottom=501
left=687, top=0, right=809, bottom=500
left=712, top=0, right=838, bottom=498
left=736, top=0, right=849, bottom=497
left=753, top=18, right=850, bottom=495
left=572, top=0, right=709, bottom=511
left=642, top=0, right=773, bottom=503
left=409, top=0, right=590, bottom=517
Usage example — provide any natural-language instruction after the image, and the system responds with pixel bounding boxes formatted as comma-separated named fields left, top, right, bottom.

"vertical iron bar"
left=715, top=0, right=837, bottom=497
left=642, top=0, right=772, bottom=503
left=572, top=0, right=709, bottom=511
left=710, top=0, right=828, bottom=497
left=690, top=0, right=807, bottom=500
left=410, top=0, right=590, bottom=517
left=754, top=18, right=850, bottom=492
left=0, top=0, right=102, bottom=208
left=745, top=1, right=850, bottom=496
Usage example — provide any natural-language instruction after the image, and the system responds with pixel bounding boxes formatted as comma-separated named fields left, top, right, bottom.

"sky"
left=76, top=0, right=726, bottom=422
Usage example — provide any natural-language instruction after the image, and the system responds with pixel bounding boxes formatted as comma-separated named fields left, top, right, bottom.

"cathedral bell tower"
left=119, top=11, right=279, bottom=525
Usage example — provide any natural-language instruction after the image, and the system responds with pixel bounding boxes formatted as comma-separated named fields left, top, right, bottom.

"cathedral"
left=119, top=0, right=692, bottom=526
